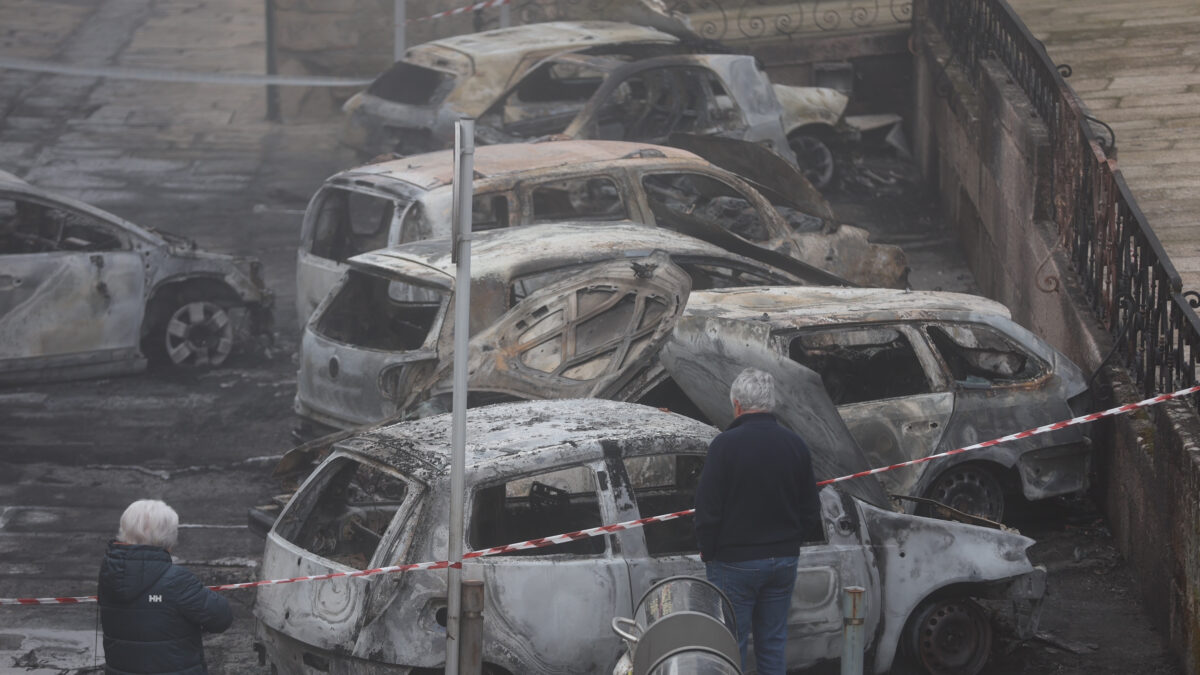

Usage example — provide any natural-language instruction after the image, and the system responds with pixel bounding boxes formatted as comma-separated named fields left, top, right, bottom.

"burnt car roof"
left=347, top=221, right=794, bottom=287
left=409, top=21, right=678, bottom=60
left=333, top=399, right=715, bottom=483
left=339, top=141, right=702, bottom=191
left=684, top=287, right=1012, bottom=326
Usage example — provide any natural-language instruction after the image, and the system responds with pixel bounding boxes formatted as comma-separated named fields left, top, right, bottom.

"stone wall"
left=911, top=15, right=1200, bottom=674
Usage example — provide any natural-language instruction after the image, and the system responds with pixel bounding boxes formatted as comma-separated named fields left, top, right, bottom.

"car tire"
left=788, top=133, right=835, bottom=189
left=144, top=296, right=235, bottom=369
left=903, top=596, right=993, bottom=675
left=919, top=463, right=1006, bottom=522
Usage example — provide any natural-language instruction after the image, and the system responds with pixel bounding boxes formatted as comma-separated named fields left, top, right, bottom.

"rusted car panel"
left=661, top=286, right=1092, bottom=521
left=255, top=399, right=1045, bottom=674
left=0, top=173, right=273, bottom=383
left=294, top=222, right=803, bottom=432
left=294, top=139, right=906, bottom=323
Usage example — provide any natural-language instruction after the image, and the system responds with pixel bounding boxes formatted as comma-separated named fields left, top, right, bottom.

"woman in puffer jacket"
left=98, top=499, right=232, bottom=675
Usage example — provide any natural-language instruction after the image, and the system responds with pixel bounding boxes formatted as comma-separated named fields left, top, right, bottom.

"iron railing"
left=921, top=0, right=1200, bottom=408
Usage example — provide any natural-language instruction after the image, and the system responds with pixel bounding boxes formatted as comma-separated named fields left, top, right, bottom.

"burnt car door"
left=785, top=324, right=954, bottom=497
left=915, top=321, right=1089, bottom=499
left=0, top=193, right=146, bottom=381
left=412, top=253, right=692, bottom=407
left=257, top=453, right=423, bottom=654
left=468, top=460, right=635, bottom=672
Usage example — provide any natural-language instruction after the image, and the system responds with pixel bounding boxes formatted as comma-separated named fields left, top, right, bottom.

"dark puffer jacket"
left=98, top=541, right=232, bottom=675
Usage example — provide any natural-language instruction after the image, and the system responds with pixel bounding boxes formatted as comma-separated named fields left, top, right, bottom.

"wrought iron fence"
left=921, top=0, right=1200, bottom=407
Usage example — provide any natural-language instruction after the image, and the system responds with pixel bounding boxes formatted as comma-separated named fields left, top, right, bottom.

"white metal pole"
left=394, top=0, right=406, bottom=61
left=445, top=118, right=474, bottom=675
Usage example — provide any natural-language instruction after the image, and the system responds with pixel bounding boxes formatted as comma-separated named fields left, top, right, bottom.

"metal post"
left=394, top=0, right=407, bottom=61
left=445, top=118, right=474, bottom=675
left=841, top=586, right=866, bottom=675
left=264, top=0, right=280, bottom=122
left=499, top=2, right=511, bottom=28
left=460, top=580, right=485, bottom=674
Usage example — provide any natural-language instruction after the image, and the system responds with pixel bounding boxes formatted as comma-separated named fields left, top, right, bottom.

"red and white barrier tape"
left=407, top=0, right=510, bottom=24
left=6, top=383, right=1197, bottom=606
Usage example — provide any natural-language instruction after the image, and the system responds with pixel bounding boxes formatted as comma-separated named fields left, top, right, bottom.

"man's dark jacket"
left=694, top=412, right=823, bottom=562
left=98, top=541, right=232, bottom=675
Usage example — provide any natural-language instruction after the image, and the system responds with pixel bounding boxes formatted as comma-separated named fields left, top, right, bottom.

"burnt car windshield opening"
left=469, top=464, right=605, bottom=556
left=530, top=176, right=626, bottom=222
left=309, top=188, right=402, bottom=262
left=625, top=454, right=706, bottom=555
left=0, top=196, right=124, bottom=254
left=927, top=324, right=1045, bottom=386
left=644, top=173, right=771, bottom=243
left=274, top=457, right=410, bottom=570
left=367, top=62, right=453, bottom=105
left=789, top=327, right=932, bottom=405
left=316, top=271, right=446, bottom=350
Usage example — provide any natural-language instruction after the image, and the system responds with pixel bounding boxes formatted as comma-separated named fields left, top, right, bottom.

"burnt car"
left=0, top=171, right=272, bottom=383
left=341, top=21, right=682, bottom=156
left=475, top=52, right=800, bottom=162
left=294, top=222, right=808, bottom=434
left=660, top=286, right=1092, bottom=522
left=341, top=21, right=852, bottom=186
left=295, top=139, right=906, bottom=323
left=254, top=398, right=1045, bottom=675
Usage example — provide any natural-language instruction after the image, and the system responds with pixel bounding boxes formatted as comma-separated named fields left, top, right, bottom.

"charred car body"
left=255, top=398, right=1045, bottom=674
left=294, top=222, right=807, bottom=434
left=661, top=286, right=1092, bottom=522
left=0, top=171, right=272, bottom=383
left=295, top=140, right=906, bottom=322
left=341, top=21, right=853, bottom=186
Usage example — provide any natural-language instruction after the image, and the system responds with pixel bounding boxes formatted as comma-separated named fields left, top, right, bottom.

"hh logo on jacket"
left=149, top=595, right=162, bottom=603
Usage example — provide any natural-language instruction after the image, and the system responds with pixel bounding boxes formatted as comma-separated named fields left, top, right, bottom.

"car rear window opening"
left=316, top=271, right=445, bottom=351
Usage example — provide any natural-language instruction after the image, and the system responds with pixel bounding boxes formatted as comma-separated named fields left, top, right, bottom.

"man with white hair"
left=693, top=367, right=822, bottom=675
left=98, top=499, right=232, bottom=674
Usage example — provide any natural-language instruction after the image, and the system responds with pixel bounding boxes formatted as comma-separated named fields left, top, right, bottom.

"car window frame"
left=920, top=321, right=1052, bottom=390
left=465, top=458, right=614, bottom=559
left=0, top=192, right=132, bottom=255
left=639, top=167, right=792, bottom=247
left=272, top=452, right=424, bottom=571
left=781, top=322, right=950, bottom=407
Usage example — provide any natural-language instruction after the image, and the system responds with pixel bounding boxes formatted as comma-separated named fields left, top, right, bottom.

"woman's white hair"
left=729, top=367, right=776, bottom=413
left=117, top=499, right=179, bottom=550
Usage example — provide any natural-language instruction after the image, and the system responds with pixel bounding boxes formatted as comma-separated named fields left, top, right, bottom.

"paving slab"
left=1010, top=0, right=1200, bottom=297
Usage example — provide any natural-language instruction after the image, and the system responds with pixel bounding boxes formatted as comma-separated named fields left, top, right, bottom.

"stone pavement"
left=1007, top=0, right=1200, bottom=296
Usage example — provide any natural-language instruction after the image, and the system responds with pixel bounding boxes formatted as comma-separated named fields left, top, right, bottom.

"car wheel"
left=153, top=300, right=234, bottom=368
left=905, top=597, right=993, bottom=675
left=788, top=133, right=835, bottom=189
left=921, top=463, right=1005, bottom=522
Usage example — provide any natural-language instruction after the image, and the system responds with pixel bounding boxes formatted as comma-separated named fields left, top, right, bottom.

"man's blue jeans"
left=705, top=556, right=799, bottom=675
